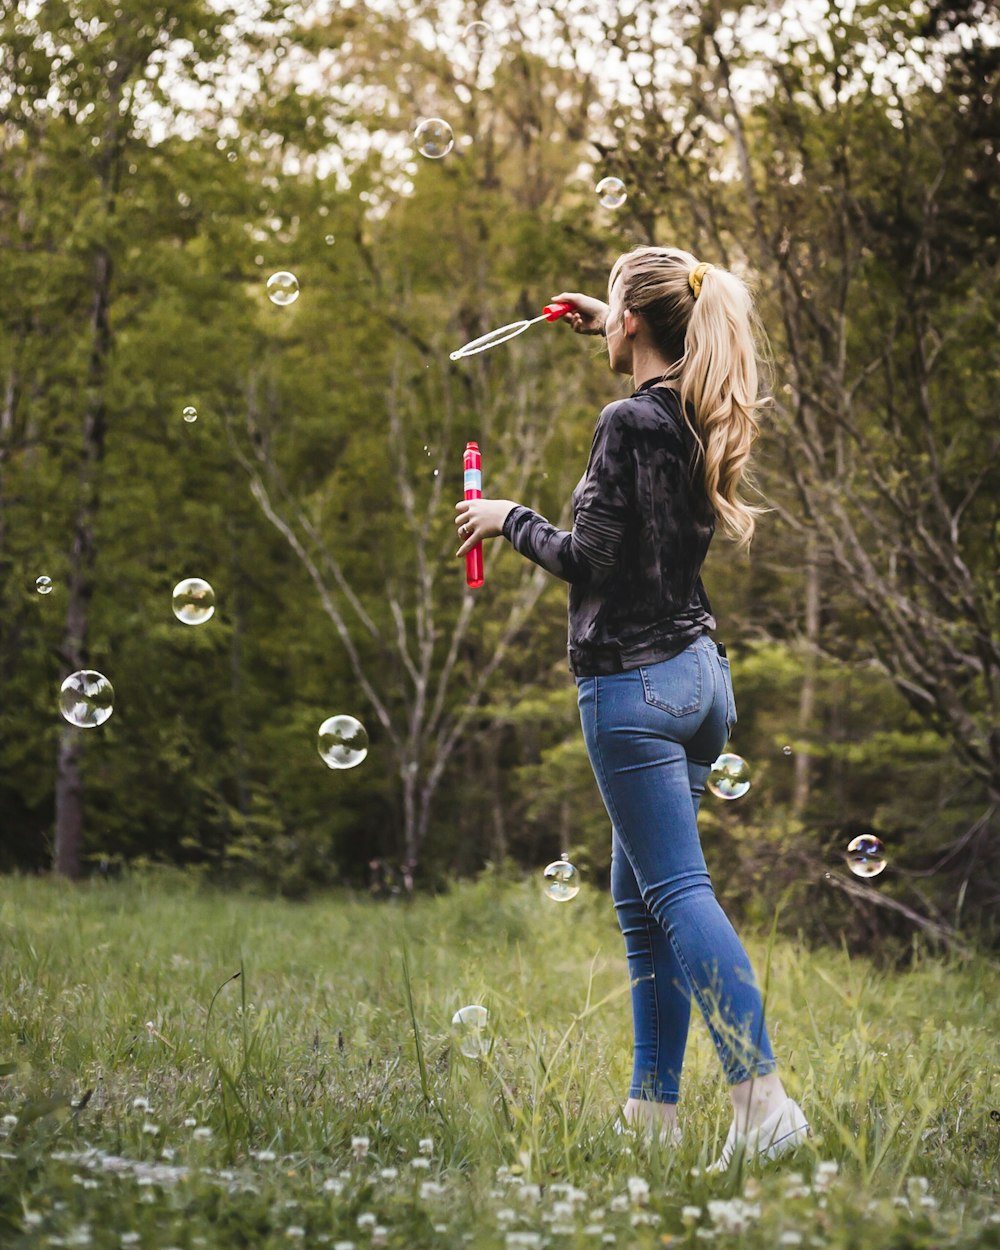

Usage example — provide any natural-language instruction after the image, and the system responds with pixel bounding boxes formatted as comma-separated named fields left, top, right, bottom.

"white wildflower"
left=609, top=1195, right=629, bottom=1213
left=378, top=1167, right=398, bottom=1181
left=906, top=1177, right=929, bottom=1201
left=629, top=1212, right=659, bottom=1226
left=742, top=1176, right=761, bottom=1199
left=131, top=1098, right=150, bottom=1112
left=695, top=1231, right=717, bottom=1241
left=919, top=1196, right=939, bottom=1211
left=67, top=1228, right=92, bottom=1247
left=583, top=1226, right=604, bottom=1236
left=681, top=1206, right=703, bottom=1222
left=518, top=1184, right=542, bottom=1205
left=505, top=1235, right=542, bottom=1250
left=418, top=1138, right=433, bottom=1156
left=409, top=1156, right=430, bottom=1170
left=372, top=1228, right=387, bottom=1247
left=432, top=1226, right=448, bottom=1234
left=356, top=1214, right=376, bottom=1231
left=552, top=1201, right=574, bottom=1221
left=626, top=1176, right=650, bottom=1206
left=351, top=1136, right=370, bottom=1160
left=602, top=1237, right=616, bottom=1247
left=160, top=1148, right=176, bottom=1161
left=333, top=1243, right=356, bottom=1250
left=496, top=1209, right=517, bottom=1224
left=252, top=1150, right=276, bottom=1162
left=2, top=1114, right=18, bottom=1128
left=192, top=1127, right=213, bottom=1141
left=779, top=1234, right=803, bottom=1246
left=183, top=1118, right=197, bottom=1128
left=419, top=1181, right=447, bottom=1201
left=141, top=1122, right=159, bottom=1136
left=551, top=1224, right=575, bottom=1236
left=25, top=1213, right=43, bottom=1228
left=707, top=1198, right=761, bottom=1234
left=286, top=1229, right=305, bottom=1239
left=323, top=1178, right=344, bottom=1195
left=121, top=1236, right=141, bottom=1247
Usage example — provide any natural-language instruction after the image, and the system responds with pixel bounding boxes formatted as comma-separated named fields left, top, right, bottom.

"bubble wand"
left=450, top=302, right=573, bottom=361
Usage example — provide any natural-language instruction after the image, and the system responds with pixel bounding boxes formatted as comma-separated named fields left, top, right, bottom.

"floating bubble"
left=707, top=752, right=751, bottom=800
left=182, top=405, right=198, bottom=423
left=783, top=744, right=792, bottom=756
left=35, top=576, right=53, bottom=595
left=543, top=858, right=580, bottom=902
left=266, top=271, right=300, bottom=306
left=171, top=578, right=216, bottom=626
left=451, top=1004, right=491, bottom=1060
left=462, top=19, right=494, bottom=43
left=318, top=715, right=369, bottom=770
left=595, top=176, right=627, bottom=209
left=414, top=118, right=454, bottom=159
left=845, top=834, right=887, bottom=878
left=59, top=670, right=114, bottom=729
left=324, top=234, right=335, bottom=246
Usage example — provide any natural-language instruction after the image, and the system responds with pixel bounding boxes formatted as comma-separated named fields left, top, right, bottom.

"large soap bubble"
left=707, top=752, right=751, bottom=800
left=59, top=670, right=114, bottom=728
left=543, top=858, right=580, bottom=902
left=318, top=715, right=369, bottom=769
left=266, top=271, right=300, bottom=306
left=595, top=176, right=627, bottom=209
left=35, top=576, right=53, bottom=595
left=451, top=1004, right=491, bottom=1059
left=845, top=834, right=887, bottom=878
left=414, top=118, right=455, bottom=159
left=172, top=578, right=216, bottom=626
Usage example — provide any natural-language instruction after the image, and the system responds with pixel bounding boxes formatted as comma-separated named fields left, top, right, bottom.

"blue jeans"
left=576, top=634, right=776, bottom=1103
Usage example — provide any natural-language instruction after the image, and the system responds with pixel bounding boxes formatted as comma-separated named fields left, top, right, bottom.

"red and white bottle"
left=463, top=441, right=484, bottom=589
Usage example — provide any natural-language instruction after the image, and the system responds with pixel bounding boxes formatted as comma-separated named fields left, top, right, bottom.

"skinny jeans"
left=576, top=634, right=776, bottom=1103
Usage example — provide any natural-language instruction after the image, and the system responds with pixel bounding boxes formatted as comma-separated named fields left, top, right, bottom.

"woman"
left=454, top=246, right=809, bottom=1170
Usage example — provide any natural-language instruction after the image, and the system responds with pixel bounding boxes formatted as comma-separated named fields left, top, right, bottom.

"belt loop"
left=717, top=641, right=727, bottom=658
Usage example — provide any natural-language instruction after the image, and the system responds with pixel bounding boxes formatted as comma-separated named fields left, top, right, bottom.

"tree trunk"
left=52, top=247, right=113, bottom=878
left=792, top=534, right=820, bottom=818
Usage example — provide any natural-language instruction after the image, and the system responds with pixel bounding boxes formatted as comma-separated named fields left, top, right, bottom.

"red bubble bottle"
left=464, top=441, right=484, bottom=589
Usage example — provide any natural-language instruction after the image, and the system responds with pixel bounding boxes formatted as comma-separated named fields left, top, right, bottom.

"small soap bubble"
left=318, top=715, right=369, bottom=769
left=324, top=234, right=335, bottom=246
left=182, top=405, right=198, bottom=423
left=451, top=1004, right=491, bottom=1060
left=595, top=176, right=627, bottom=209
left=227, top=151, right=238, bottom=163
left=35, top=576, right=53, bottom=595
left=414, top=118, right=454, bottom=159
left=462, top=20, right=494, bottom=43
left=267, top=271, right=300, bottom=306
left=543, top=858, right=580, bottom=902
left=171, top=578, right=216, bottom=625
left=59, top=670, right=114, bottom=728
left=707, top=752, right=751, bottom=800
left=432, top=468, right=440, bottom=477
left=782, top=744, right=792, bottom=756
left=845, top=834, right=887, bottom=878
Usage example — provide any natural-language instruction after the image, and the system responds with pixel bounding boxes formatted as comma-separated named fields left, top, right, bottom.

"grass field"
left=1, top=871, right=998, bottom=1249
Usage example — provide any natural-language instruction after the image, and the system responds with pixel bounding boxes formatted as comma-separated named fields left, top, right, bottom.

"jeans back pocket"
left=639, top=646, right=702, bottom=716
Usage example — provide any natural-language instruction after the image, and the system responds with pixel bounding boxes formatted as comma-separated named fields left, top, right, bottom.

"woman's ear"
left=623, top=308, right=638, bottom=339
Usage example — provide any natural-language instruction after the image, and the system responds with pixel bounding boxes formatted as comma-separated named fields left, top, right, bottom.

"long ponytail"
left=610, top=246, right=770, bottom=550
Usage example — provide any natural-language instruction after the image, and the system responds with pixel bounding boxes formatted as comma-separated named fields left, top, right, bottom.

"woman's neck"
left=630, top=342, right=675, bottom=390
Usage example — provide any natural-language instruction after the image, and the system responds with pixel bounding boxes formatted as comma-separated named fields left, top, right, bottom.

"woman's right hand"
left=552, top=291, right=609, bottom=336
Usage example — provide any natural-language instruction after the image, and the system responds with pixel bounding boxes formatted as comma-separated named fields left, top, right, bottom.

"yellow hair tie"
left=688, top=262, right=714, bottom=299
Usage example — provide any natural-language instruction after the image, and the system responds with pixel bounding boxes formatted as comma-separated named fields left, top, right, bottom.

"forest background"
left=1, top=0, right=997, bottom=955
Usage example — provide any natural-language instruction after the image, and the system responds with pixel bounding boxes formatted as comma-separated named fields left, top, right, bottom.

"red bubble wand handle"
left=463, top=441, right=484, bottom=589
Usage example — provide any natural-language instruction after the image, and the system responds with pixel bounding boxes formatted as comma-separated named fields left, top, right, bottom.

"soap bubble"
left=59, top=670, right=114, bottom=728
left=595, top=176, right=627, bottom=209
left=226, top=151, right=238, bottom=163
left=451, top=1004, right=491, bottom=1060
left=324, top=234, right=335, bottom=246
left=266, top=271, right=300, bottom=306
left=783, top=744, right=792, bottom=755
left=707, top=752, right=751, bottom=800
left=543, top=858, right=580, bottom=902
left=318, top=715, right=369, bottom=769
left=35, top=576, right=53, bottom=595
left=845, top=834, right=887, bottom=878
left=171, top=578, right=216, bottom=625
left=414, top=118, right=454, bottom=159
left=182, top=405, right=198, bottom=423
left=463, top=19, right=493, bottom=42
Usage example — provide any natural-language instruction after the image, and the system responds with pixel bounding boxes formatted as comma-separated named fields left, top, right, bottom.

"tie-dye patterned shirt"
left=502, top=384, right=717, bottom=677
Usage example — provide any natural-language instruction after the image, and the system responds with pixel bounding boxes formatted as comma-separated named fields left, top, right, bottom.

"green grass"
left=1, top=871, right=998, bottom=1249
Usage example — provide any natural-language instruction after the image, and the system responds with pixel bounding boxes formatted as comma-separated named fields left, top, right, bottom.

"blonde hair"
left=609, top=246, right=770, bottom=550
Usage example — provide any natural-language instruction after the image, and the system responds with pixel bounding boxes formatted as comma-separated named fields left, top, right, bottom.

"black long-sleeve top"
left=501, top=382, right=717, bottom=677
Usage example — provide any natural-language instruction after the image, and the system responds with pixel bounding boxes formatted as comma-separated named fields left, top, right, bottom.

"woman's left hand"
left=455, top=498, right=518, bottom=557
